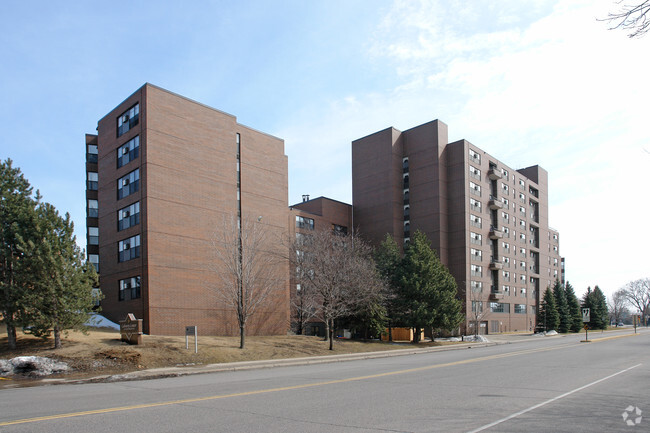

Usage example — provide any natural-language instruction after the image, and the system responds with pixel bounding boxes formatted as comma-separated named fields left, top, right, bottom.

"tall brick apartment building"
left=352, top=120, right=562, bottom=334
left=85, top=84, right=289, bottom=335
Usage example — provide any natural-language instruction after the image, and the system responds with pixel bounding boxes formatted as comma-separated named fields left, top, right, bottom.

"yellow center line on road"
left=0, top=332, right=642, bottom=427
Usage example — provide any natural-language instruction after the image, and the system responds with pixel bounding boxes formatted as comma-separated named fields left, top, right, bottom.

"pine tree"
left=396, top=231, right=462, bottom=343
left=552, top=279, right=570, bottom=333
left=537, top=287, right=560, bottom=332
left=564, top=282, right=582, bottom=332
left=582, top=286, right=608, bottom=330
left=0, top=159, right=38, bottom=350
left=374, top=234, right=402, bottom=339
left=21, top=203, right=99, bottom=348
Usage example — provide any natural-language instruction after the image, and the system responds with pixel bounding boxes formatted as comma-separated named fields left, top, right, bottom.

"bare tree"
left=292, top=229, right=385, bottom=350
left=467, top=284, right=489, bottom=336
left=290, top=237, right=322, bottom=335
left=608, top=289, right=629, bottom=326
left=602, top=1, right=650, bottom=38
left=621, top=278, right=650, bottom=326
left=211, top=216, right=283, bottom=349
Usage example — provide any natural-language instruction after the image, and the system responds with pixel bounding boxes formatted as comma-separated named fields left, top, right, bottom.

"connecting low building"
left=86, top=85, right=560, bottom=336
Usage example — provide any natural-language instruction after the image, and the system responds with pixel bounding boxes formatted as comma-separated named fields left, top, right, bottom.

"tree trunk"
left=324, top=320, right=330, bottom=342
left=412, top=327, right=420, bottom=344
left=6, top=323, right=17, bottom=350
left=328, top=320, right=334, bottom=350
left=240, top=324, right=245, bottom=349
left=54, top=327, right=61, bottom=349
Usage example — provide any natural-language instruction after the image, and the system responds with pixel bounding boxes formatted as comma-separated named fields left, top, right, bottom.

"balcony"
left=489, top=258, right=503, bottom=271
left=488, top=196, right=504, bottom=210
left=488, top=168, right=502, bottom=180
left=489, top=290, right=504, bottom=300
left=489, top=227, right=503, bottom=239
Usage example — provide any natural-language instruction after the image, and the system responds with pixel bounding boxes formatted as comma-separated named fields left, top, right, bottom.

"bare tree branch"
left=601, top=0, right=650, bottom=38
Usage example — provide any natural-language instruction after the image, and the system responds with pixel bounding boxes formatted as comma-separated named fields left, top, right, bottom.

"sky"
left=1, top=0, right=648, bottom=300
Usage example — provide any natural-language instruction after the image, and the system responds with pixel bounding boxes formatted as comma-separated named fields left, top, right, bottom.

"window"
left=470, top=232, right=482, bottom=245
left=490, top=302, right=510, bottom=313
left=88, top=254, right=99, bottom=271
left=402, top=157, right=409, bottom=173
left=503, top=227, right=510, bottom=237
left=502, top=285, right=510, bottom=294
left=503, top=198, right=509, bottom=207
left=520, top=220, right=526, bottom=229
left=471, top=301, right=483, bottom=314
left=469, top=148, right=481, bottom=163
left=404, top=222, right=410, bottom=238
left=514, top=304, right=526, bottom=314
left=470, top=181, right=481, bottom=196
left=520, top=233, right=526, bottom=242
left=117, top=103, right=139, bottom=137
left=296, top=216, right=314, bottom=230
left=87, top=199, right=98, bottom=218
left=519, top=179, right=525, bottom=188
left=117, top=169, right=140, bottom=200
left=520, top=247, right=526, bottom=255
left=470, top=198, right=481, bottom=212
left=117, top=136, right=140, bottom=168
left=87, top=172, right=98, bottom=190
left=403, top=189, right=409, bottom=204
left=471, top=281, right=483, bottom=291
left=471, top=264, right=482, bottom=277
left=118, top=235, right=140, bottom=262
left=470, top=214, right=482, bottom=228
left=519, top=192, right=526, bottom=203
left=469, top=166, right=481, bottom=180
left=503, top=271, right=510, bottom=281
left=501, top=211, right=509, bottom=223
left=471, top=248, right=482, bottom=261
left=119, top=276, right=141, bottom=301
left=403, top=206, right=410, bottom=218
left=88, top=227, right=99, bottom=245
left=87, top=144, right=98, bottom=163
left=503, top=256, right=510, bottom=267
left=519, top=206, right=526, bottom=216
left=403, top=174, right=409, bottom=189
left=502, top=168, right=509, bottom=180
left=333, top=224, right=348, bottom=235
left=502, top=241, right=510, bottom=251
left=118, top=201, right=140, bottom=231
left=521, top=288, right=527, bottom=296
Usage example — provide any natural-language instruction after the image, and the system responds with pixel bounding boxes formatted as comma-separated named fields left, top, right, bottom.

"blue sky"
left=1, top=0, right=648, bottom=299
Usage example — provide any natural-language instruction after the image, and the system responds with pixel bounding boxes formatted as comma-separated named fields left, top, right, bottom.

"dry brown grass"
left=1, top=329, right=447, bottom=381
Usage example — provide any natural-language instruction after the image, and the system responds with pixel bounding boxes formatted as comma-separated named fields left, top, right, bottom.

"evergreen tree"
left=552, top=279, right=570, bottom=333
left=582, top=286, right=608, bottom=330
left=396, top=231, right=463, bottom=343
left=374, top=234, right=402, bottom=339
left=21, top=203, right=99, bottom=348
left=564, top=281, right=582, bottom=332
left=0, top=159, right=38, bottom=349
left=537, top=287, right=560, bottom=332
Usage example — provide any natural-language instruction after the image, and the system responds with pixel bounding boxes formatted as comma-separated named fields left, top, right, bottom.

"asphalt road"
left=1, top=329, right=648, bottom=433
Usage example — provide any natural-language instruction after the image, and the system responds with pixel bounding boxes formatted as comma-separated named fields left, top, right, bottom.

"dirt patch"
left=0, top=330, right=454, bottom=386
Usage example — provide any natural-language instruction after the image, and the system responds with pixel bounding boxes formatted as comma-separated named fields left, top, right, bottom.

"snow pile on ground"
left=534, top=330, right=558, bottom=336
left=436, top=335, right=489, bottom=343
left=86, top=313, right=120, bottom=330
left=0, top=356, right=69, bottom=377
left=462, top=335, right=489, bottom=342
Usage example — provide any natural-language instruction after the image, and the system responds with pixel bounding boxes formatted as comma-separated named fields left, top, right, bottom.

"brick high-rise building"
left=352, top=119, right=562, bottom=334
left=85, top=84, right=289, bottom=335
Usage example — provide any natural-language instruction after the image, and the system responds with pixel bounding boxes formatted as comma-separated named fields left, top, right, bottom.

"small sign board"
left=185, top=325, right=198, bottom=353
left=120, top=313, right=143, bottom=345
left=582, top=308, right=590, bottom=323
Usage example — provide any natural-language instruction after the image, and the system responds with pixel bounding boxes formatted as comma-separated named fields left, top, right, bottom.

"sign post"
left=582, top=308, right=590, bottom=342
left=185, top=326, right=198, bottom=353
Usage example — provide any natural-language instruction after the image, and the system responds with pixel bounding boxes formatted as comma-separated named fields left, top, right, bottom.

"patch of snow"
left=463, top=335, right=489, bottom=343
left=545, top=330, right=558, bottom=335
left=1, top=356, right=69, bottom=377
left=86, top=313, right=120, bottom=330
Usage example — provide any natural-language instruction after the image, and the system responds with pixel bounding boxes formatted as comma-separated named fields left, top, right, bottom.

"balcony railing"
left=488, top=168, right=502, bottom=180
